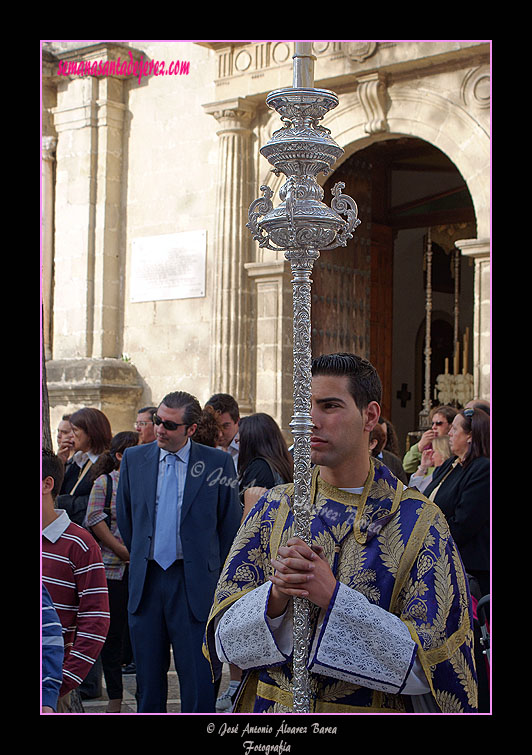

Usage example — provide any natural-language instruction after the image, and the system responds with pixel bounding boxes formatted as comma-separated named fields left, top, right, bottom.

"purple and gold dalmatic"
left=204, top=458, right=478, bottom=713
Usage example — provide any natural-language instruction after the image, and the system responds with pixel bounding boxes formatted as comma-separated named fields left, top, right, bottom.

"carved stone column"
left=42, top=52, right=58, bottom=362
left=454, top=238, right=490, bottom=400
left=52, top=73, right=98, bottom=359
left=92, top=75, right=128, bottom=360
left=45, top=43, right=143, bottom=432
left=42, top=134, right=57, bottom=361
left=203, top=98, right=256, bottom=412
left=51, top=47, right=137, bottom=360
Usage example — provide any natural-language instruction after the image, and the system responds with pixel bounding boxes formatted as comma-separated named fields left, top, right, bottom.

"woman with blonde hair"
left=408, top=434, right=452, bottom=494
left=402, top=404, right=457, bottom=475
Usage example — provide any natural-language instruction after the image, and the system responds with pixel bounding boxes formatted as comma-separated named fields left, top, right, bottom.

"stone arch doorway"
left=311, top=136, right=476, bottom=450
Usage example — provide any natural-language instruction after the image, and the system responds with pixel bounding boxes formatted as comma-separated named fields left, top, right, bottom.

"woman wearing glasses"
left=424, top=407, right=490, bottom=597
left=402, top=404, right=457, bottom=475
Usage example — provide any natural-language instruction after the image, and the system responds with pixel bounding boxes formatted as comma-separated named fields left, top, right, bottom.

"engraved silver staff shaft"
left=286, top=247, right=318, bottom=713
left=247, top=43, right=360, bottom=713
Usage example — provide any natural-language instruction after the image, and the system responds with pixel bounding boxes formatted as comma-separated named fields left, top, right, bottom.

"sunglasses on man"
left=153, top=414, right=188, bottom=431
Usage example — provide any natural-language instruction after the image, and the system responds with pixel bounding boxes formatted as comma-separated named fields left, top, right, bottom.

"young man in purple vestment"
left=204, top=353, right=479, bottom=714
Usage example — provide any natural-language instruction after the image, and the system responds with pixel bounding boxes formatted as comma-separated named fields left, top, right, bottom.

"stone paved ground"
left=81, top=655, right=231, bottom=714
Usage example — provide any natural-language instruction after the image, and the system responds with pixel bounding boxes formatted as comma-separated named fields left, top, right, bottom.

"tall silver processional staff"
left=247, top=43, right=361, bottom=712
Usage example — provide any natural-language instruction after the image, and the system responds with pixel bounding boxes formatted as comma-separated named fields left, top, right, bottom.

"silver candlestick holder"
left=247, top=43, right=361, bottom=713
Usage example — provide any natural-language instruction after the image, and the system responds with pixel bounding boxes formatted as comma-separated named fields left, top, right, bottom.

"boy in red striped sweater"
left=42, top=448, right=110, bottom=712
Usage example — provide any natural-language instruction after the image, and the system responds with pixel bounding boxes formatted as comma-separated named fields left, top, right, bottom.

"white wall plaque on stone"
left=129, top=230, right=206, bottom=302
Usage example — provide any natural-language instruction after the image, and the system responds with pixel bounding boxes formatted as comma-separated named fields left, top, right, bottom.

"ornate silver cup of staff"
left=246, top=43, right=361, bottom=712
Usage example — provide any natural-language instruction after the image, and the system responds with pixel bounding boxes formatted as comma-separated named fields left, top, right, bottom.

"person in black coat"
left=214, top=412, right=294, bottom=711
left=424, top=407, right=490, bottom=596
left=369, top=422, right=409, bottom=485
left=237, top=413, right=294, bottom=517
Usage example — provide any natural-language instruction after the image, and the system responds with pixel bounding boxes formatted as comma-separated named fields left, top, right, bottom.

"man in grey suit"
left=116, top=391, right=242, bottom=712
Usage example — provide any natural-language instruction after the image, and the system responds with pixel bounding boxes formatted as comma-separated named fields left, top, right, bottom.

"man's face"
left=310, top=374, right=380, bottom=478
left=135, top=411, right=156, bottom=444
left=154, top=403, right=196, bottom=454
left=57, top=420, right=74, bottom=449
left=217, top=411, right=239, bottom=449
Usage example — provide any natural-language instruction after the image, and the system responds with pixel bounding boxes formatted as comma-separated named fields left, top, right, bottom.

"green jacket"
left=402, top=441, right=434, bottom=476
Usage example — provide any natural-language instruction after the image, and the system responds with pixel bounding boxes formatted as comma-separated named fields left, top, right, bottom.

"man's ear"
left=364, top=401, right=381, bottom=433
left=186, top=423, right=198, bottom=439
left=42, top=475, right=55, bottom=495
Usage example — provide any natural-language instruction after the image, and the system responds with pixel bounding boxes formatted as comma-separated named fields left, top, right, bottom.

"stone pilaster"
left=42, top=135, right=57, bottom=361
left=203, top=98, right=256, bottom=413
left=52, top=73, right=99, bottom=359
left=455, top=238, right=490, bottom=401
left=245, top=260, right=294, bottom=437
left=45, top=44, right=143, bottom=433
left=51, top=45, right=140, bottom=360
left=42, top=51, right=58, bottom=361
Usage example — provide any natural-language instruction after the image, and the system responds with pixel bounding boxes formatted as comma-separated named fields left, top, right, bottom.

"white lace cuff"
left=214, top=582, right=292, bottom=669
left=308, top=582, right=418, bottom=694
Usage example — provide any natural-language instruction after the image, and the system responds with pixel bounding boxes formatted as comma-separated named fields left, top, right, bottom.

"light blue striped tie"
left=154, top=454, right=179, bottom=570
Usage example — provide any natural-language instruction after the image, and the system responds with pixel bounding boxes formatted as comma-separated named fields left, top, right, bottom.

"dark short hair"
left=430, top=404, right=458, bottom=425
left=69, top=407, right=113, bottom=454
left=369, top=423, right=386, bottom=456
left=42, top=447, right=65, bottom=499
left=160, top=391, right=202, bottom=427
left=205, top=393, right=240, bottom=423
left=90, top=430, right=140, bottom=479
left=137, top=406, right=157, bottom=417
left=311, top=353, right=382, bottom=411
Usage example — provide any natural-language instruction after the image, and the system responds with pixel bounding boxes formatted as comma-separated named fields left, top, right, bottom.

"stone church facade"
left=41, top=40, right=490, bottom=452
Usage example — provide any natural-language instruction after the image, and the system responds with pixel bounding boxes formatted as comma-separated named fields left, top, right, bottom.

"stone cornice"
left=209, top=40, right=491, bottom=102
left=245, top=260, right=288, bottom=278
left=454, top=238, right=490, bottom=259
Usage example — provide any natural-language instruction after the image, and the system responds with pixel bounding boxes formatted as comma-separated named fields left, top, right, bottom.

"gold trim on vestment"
left=419, top=617, right=475, bottom=667
left=389, top=497, right=438, bottom=613
left=314, top=457, right=376, bottom=497
left=249, top=678, right=406, bottom=713
left=269, top=494, right=292, bottom=558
